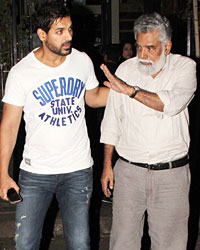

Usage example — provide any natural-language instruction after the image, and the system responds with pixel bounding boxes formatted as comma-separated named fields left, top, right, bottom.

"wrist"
left=104, top=160, right=112, bottom=168
left=127, top=86, right=134, bottom=96
left=129, top=86, right=140, bottom=98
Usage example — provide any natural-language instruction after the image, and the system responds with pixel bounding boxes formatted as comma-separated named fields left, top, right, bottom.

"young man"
left=100, top=13, right=197, bottom=250
left=0, top=2, right=109, bottom=250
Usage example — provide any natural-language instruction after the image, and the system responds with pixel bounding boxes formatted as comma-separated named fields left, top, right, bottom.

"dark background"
left=10, top=0, right=200, bottom=249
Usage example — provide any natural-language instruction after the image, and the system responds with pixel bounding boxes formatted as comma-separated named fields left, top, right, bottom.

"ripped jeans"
left=15, top=168, right=93, bottom=250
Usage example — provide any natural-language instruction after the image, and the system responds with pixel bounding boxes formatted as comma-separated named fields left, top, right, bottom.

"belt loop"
left=169, top=161, right=172, bottom=169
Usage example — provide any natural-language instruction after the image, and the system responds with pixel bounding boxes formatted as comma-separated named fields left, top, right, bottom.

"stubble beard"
left=45, top=40, right=72, bottom=56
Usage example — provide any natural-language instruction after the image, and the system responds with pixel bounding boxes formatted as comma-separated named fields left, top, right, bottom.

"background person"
left=118, top=38, right=134, bottom=64
left=100, top=12, right=197, bottom=250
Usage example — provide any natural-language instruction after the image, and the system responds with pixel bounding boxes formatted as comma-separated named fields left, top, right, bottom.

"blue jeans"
left=15, top=168, right=93, bottom=250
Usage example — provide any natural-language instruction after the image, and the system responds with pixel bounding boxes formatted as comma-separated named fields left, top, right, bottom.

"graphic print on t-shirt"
left=32, top=76, right=85, bottom=127
left=2, top=48, right=99, bottom=173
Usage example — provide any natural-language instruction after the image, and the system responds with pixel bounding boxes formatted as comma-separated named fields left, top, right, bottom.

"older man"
left=100, top=12, right=197, bottom=250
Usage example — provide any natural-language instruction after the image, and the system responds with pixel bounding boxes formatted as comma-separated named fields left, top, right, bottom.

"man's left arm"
left=85, top=86, right=109, bottom=108
left=157, top=59, right=197, bottom=116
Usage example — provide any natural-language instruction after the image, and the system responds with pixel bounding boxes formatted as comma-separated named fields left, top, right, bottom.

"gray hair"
left=134, top=12, right=172, bottom=44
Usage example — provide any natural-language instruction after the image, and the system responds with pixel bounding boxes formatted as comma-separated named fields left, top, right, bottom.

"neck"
left=151, top=68, right=162, bottom=78
left=34, top=46, right=66, bottom=67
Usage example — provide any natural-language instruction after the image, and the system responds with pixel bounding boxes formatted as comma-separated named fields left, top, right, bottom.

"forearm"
left=96, top=86, right=109, bottom=107
left=132, top=87, right=164, bottom=112
left=0, top=126, right=18, bottom=177
left=100, top=64, right=164, bottom=111
left=0, top=142, right=15, bottom=173
left=113, top=83, right=164, bottom=112
left=101, top=144, right=115, bottom=196
left=104, top=144, right=115, bottom=168
left=85, top=86, right=109, bottom=108
left=0, top=104, right=22, bottom=181
left=0, top=131, right=17, bottom=200
left=0, top=123, right=21, bottom=199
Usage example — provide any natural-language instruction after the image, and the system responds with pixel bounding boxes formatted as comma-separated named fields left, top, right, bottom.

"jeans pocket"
left=171, top=164, right=191, bottom=192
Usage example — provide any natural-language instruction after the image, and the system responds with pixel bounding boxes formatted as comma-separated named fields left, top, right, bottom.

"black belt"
left=119, top=155, right=189, bottom=170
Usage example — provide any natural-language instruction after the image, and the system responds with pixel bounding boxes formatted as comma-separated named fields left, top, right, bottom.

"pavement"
left=0, top=195, right=200, bottom=250
left=0, top=197, right=111, bottom=250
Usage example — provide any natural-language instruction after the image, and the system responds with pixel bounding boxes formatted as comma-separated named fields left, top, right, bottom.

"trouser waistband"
left=119, top=155, right=189, bottom=170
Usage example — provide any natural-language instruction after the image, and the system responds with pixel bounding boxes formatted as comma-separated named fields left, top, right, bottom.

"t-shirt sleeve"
left=2, top=68, right=26, bottom=106
left=84, top=54, right=99, bottom=90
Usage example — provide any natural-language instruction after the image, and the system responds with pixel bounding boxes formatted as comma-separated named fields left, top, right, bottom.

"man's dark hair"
left=34, top=1, right=71, bottom=33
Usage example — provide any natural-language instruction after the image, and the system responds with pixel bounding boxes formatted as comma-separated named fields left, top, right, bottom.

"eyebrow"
left=55, top=27, right=64, bottom=31
left=55, top=24, right=73, bottom=31
left=135, top=43, right=156, bottom=48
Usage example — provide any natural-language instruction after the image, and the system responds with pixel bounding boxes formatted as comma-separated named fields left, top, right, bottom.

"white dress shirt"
left=100, top=53, right=197, bottom=164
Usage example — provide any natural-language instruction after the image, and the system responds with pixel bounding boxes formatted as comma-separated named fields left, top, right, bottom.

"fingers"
left=101, top=173, right=114, bottom=197
left=101, top=173, right=109, bottom=197
left=108, top=178, right=114, bottom=190
left=104, top=184, right=111, bottom=197
left=0, top=187, right=10, bottom=201
left=100, top=64, right=112, bottom=78
left=100, top=63, right=108, bottom=72
left=101, top=177, right=107, bottom=196
left=103, top=81, right=110, bottom=88
left=0, top=178, right=19, bottom=201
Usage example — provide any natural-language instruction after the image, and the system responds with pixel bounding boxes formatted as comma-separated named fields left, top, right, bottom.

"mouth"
left=62, top=42, right=72, bottom=50
left=140, top=61, right=152, bottom=66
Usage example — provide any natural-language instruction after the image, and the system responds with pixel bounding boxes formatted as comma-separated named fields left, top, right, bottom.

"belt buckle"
left=148, top=164, right=158, bottom=170
left=169, top=161, right=172, bottom=169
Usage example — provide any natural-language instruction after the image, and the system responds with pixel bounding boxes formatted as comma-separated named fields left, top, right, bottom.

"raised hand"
left=100, top=64, right=132, bottom=96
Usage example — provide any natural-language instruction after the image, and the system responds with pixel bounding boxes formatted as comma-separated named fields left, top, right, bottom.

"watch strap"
left=129, top=86, right=140, bottom=98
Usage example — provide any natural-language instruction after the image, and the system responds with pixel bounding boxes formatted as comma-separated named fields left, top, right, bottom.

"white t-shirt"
left=100, top=53, right=197, bottom=164
left=3, top=48, right=99, bottom=174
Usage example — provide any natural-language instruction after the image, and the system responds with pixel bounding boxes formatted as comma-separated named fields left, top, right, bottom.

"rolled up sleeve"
left=157, top=58, right=197, bottom=116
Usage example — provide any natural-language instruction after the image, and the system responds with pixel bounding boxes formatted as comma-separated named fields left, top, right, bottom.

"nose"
left=65, top=29, right=73, bottom=41
left=139, top=47, right=148, bottom=59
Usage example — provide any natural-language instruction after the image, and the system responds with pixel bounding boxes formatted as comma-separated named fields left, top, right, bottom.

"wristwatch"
left=129, top=86, right=140, bottom=98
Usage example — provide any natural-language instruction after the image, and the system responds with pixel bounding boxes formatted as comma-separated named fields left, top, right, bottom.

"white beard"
left=137, top=49, right=167, bottom=76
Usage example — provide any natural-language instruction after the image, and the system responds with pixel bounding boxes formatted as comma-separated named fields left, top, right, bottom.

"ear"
left=164, top=40, right=172, bottom=55
left=37, top=28, right=47, bottom=42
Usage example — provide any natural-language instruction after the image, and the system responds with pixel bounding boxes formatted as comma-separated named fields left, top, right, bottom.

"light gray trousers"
left=110, top=158, right=190, bottom=250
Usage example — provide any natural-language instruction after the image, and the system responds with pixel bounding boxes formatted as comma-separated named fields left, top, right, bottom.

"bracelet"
left=129, top=86, right=140, bottom=98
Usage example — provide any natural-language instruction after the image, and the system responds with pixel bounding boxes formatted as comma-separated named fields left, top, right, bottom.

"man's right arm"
left=0, top=103, right=23, bottom=200
left=101, top=144, right=115, bottom=197
left=100, top=64, right=164, bottom=111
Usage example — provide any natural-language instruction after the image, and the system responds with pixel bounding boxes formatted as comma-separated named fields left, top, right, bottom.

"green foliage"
left=0, top=0, right=12, bottom=68
left=0, top=0, right=40, bottom=69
